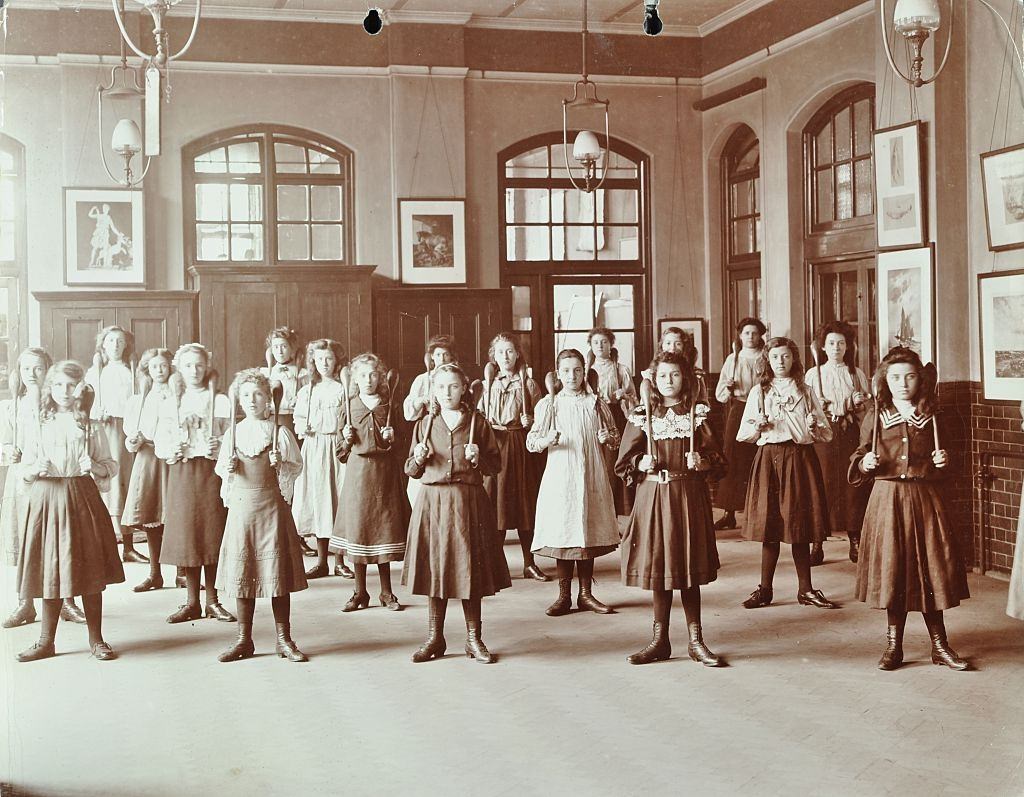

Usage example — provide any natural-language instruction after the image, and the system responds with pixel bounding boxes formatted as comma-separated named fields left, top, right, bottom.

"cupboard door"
left=43, top=308, right=115, bottom=364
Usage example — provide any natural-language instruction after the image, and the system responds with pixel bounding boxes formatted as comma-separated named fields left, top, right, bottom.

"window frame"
left=182, top=124, right=355, bottom=268
left=0, top=134, right=27, bottom=399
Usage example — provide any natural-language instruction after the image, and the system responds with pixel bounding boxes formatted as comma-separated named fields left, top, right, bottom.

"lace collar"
left=629, top=404, right=708, bottom=439
left=234, top=417, right=274, bottom=456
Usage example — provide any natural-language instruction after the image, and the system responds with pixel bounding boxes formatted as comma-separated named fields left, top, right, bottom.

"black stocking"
left=378, top=563, right=393, bottom=596
left=518, top=529, right=537, bottom=568
left=82, top=593, right=104, bottom=646
left=315, top=538, right=329, bottom=570
left=555, top=559, right=574, bottom=580
left=39, top=598, right=60, bottom=645
left=235, top=597, right=256, bottom=626
left=271, top=595, right=290, bottom=624
left=652, top=589, right=672, bottom=625
left=760, top=542, right=781, bottom=588
left=680, top=586, right=701, bottom=626
left=145, top=528, right=163, bottom=578
left=461, top=597, right=481, bottom=623
left=185, top=567, right=202, bottom=608
left=203, top=564, right=220, bottom=604
left=887, top=607, right=908, bottom=629
left=354, top=564, right=368, bottom=596
left=576, top=558, right=594, bottom=581
left=791, top=544, right=813, bottom=593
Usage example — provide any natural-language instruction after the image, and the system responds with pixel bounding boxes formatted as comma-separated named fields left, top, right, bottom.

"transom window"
left=184, top=125, right=355, bottom=265
left=807, top=89, right=875, bottom=230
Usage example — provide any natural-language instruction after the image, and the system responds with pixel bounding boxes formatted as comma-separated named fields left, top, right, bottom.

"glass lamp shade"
left=893, top=0, right=941, bottom=35
left=111, top=118, right=143, bottom=155
left=572, top=130, right=602, bottom=163
left=132, top=0, right=181, bottom=7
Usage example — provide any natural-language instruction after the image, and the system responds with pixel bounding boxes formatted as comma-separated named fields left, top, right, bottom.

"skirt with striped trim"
left=329, top=453, right=410, bottom=564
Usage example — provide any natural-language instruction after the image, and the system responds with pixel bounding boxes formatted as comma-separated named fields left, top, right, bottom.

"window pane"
left=605, top=330, right=634, bottom=373
left=596, top=283, right=633, bottom=327
left=815, top=123, right=832, bottom=166
left=834, top=106, right=852, bottom=162
left=312, top=224, right=343, bottom=260
left=0, top=285, right=8, bottom=337
left=855, top=159, right=873, bottom=217
left=195, top=184, right=228, bottom=221
left=278, top=224, right=309, bottom=260
left=732, top=218, right=754, bottom=256
left=554, top=226, right=597, bottom=260
left=752, top=177, right=760, bottom=212
left=555, top=330, right=591, bottom=359
left=854, top=99, right=872, bottom=157
left=308, top=149, right=341, bottom=174
left=506, top=226, right=550, bottom=261
left=815, top=168, right=834, bottom=223
left=601, top=227, right=639, bottom=260
left=231, top=225, right=263, bottom=261
left=196, top=223, right=228, bottom=260
left=0, top=150, right=15, bottom=174
left=731, top=180, right=752, bottom=217
left=550, top=143, right=572, bottom=179
left=275, top=143, right=307, bottom=174
left=0, top=180, right=14, bottom=220
left=604, top=190, right=638, bottom=224
left=227, top=141, right=261, bottom=174
left=311, top=185, right=342, bottom=221
left=277, top=185, right=309, bottom=222
left=818, top=272, right=838, bottom=322
left=512, top=285, right=532, bottom=332
left=505, top=146, right=548, bottom=178
left=605, top=150, right=638, bottom=179
left=504, top=188, right=549, bottom=223
left=553, top=284, right=594, bottom=330
left=230, top=184, right=262, bottom=222
left=194, top=147, right=227, bottom=174
left=736, top=143, right=759, bottom=173
left=840, top=271, right=859, bottom=320
left=565, top=191, right=596, bottom=225
left=836, top=162, right=853, bottom=220
left=0, top=222, right=13, bottom=261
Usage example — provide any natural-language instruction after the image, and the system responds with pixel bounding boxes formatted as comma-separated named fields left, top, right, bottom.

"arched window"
left=721, top=126, right=761, bottom=349
left=498, top=133, right=650, bottom=372
left=0, top=134, right=26, bottom=392
left=803, top=84, right=877, bottom=374
left=183, top=125, right=355, bottom=266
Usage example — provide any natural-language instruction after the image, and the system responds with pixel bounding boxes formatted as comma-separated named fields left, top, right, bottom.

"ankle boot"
left=412, top=602, right=447, bottom=663
left=275, top=623, right=308, bottom=662
left=577, top=578, right=614, bottom=614
left=848, top=533, right=861, bottom=564
left=929, top=633, right=969, bottom=671
left=545, top=578, right=573, bottom=616
left=217, top=622, right=255, bottom=662
left=687, top=622, right=723, bottom=667
left=60, top=598, right=87, bottom=624
left=878, top=624, right=904, bottom=671
left=464, top=621, right=495, bottom=663
left=3, top=599, right=37, bottom=628
left=627, top=622, right=671, bottom=665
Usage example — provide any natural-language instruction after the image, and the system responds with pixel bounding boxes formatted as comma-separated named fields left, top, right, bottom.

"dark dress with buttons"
left=849, top=406, right=970, bottom=612
left=402, top=410, right=511, bottom=600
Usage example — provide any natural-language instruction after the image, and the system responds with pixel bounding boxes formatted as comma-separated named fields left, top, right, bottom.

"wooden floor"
left=1, top=525, right=1022, bottom=797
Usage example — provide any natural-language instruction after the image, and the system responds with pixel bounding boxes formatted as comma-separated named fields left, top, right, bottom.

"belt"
left=642, top=470, right=690, bottom=483
left=490, top=424, right=524, bottom=432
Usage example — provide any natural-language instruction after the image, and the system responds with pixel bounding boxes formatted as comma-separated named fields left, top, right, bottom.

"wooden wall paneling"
left=292, top=280, right=371, bottom=362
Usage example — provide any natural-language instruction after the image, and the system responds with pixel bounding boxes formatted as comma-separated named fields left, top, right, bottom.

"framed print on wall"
left=398, top=198, right=466, bottom=285
left=656, top=317, right=707, bottom=371
left=873, top=121, right=927, bottom=251
left=64, top=187, right=145, bottom=286
left=876, top=245, right=934, bottom=364
left=978, top=267, right=1024, bottom=401
left=980, top=143, right=1024, bottom=252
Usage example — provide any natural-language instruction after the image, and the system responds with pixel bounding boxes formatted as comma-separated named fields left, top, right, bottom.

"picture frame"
left=656, top=317, right=707, bottom=371
left=876, top=245, right=935, bottom=365
left=397, top=198, right=466, bottom=285
left=978, top=267, right=1024, bottom=401
left=873, top=121, right=927, bottom=251
left=64, top=187, right=145, bottom=286
left=980, top=143, right=1024, bottom=252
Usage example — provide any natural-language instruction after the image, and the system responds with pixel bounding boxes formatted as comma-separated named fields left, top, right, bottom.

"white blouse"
left=123, top=382, right=173, bottom=449
left=481, top=371, right=541, bottom=427
left=293, top=379, right=345, bottom=437
left=737, top=378, right=833, bottom=446
left=591, top=357, right=638, bottom=413
left=804, top=361, right=870, bottom=419
left=85, top=361, right=134, bottom=419
left=260, top=363, right=307, bottom=414
left=715, top=349, right=761, bottom=403
left=0, top=393, right=40, bottom=463
left=215, top=417, right=302, bottom=504
left=18, top=412, right=118, bottom=489
left=154, top=386, right=231, bottom=461
left=403, top=371, right=432, bottom=422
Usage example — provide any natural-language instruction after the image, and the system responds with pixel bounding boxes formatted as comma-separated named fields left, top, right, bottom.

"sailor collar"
left=879, top=406, right=933, bottom=430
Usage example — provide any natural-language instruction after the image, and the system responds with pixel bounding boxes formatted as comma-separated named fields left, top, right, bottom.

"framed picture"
left=397, top=198, right=466, bottom=285
left=876, top=245, right=935, bottom=364
left=64, top=188, right=145, bottom=286
left=873, top=121, right=927, bottom=250
left=656, top=317, right=707, bottom=370
left=978, top=267, right=1024, bottom=401
left=980, top=143, right=1024, bottom=252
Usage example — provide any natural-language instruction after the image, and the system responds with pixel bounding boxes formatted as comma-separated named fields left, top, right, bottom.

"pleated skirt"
left=483, top=427, right=542, bottom=531
left=814, top=420, right=869, bottom=533
left=120, top=442, right=167, bottom=529
left=714, top=400, right=758, bottom=512
left=743, top=442, right=828, bottom=544
left=161, top=458, right=227, bottom=567
left=17, top=476, right=125, bottom=599
left=97, top=417, right=132, bottom=517
left=621, top=478, right=720, bottom=591
left=857, top=480, right=970, bottom=612
left=402, top=483, right=511, bottom=600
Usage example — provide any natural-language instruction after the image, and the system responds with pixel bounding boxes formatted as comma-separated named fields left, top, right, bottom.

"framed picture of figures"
left=397, top=198, right=466, bottom=285
left=978, top=268, right=1024, bottom=401
left=876, top=245, right=934, bottom=364
left=980, top=143, right=1024, bottom=252
left=63, top=187, right=145, bottom=286
left=873, top=121, right=927, bottom=251
left=656, top=317, right=707, bottom=371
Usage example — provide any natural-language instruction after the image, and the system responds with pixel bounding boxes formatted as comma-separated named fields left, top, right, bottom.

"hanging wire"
left=406, top=68, right=458, bottom=198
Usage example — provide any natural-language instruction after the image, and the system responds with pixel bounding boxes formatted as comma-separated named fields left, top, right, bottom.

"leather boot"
left=545, top=578, right=573, bottom=616
left=218, top=621, right=255, bottom=662
left=464, top=620, right=495, bottom=663
left=687, top=622, right=723, bottom=667
left=810, top=541, right=824, bottom=567
left=3, top=599, right=37, bottom=628
left=878, top=624, right=904, bottom=671
left=523, top=563, right=551, bottom=582
left=929, top=633, right=969, bottom=670
left=412, top=601, right=447, bottom=663
left=848, top=533, right=861, bottom=564
left=742, top=584, right=773, bottom=609
left=275, top=622, right=308, bottom=662
left=627, top=622, right=671, bottom=665
left=60, top=598, right=87, bottom=624
left=577, top=578, right=614, bottom=614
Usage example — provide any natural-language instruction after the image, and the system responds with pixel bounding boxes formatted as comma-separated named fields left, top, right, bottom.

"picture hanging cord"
left=407, top=67, right=458, bottom=198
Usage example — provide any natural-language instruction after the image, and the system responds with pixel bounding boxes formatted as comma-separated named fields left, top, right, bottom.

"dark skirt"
left=402, top=482, right=511, bottom=600
left=330, top=456, right=409, bottom=564
left=814, top=419, right=870, bottom=533
left=857, top=480, right=970, bottom=611
left=121, top=442, right=167, bottom=529
left=534, top=545, right=617, bottom=561
left=607, top=403, right=634, bottom=516
left=743, top=443, right=828, bottom=544
left=483, top=427, right=542, bottom=531
left=161, top=458, right=227, bottom=567
left=17, top=476, right=125, bottom=599
left=98, top=417, right=133, bottom=518
left=714, top=400, right=758, bottom=512
left=621, top=478, right=720, bottom=591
